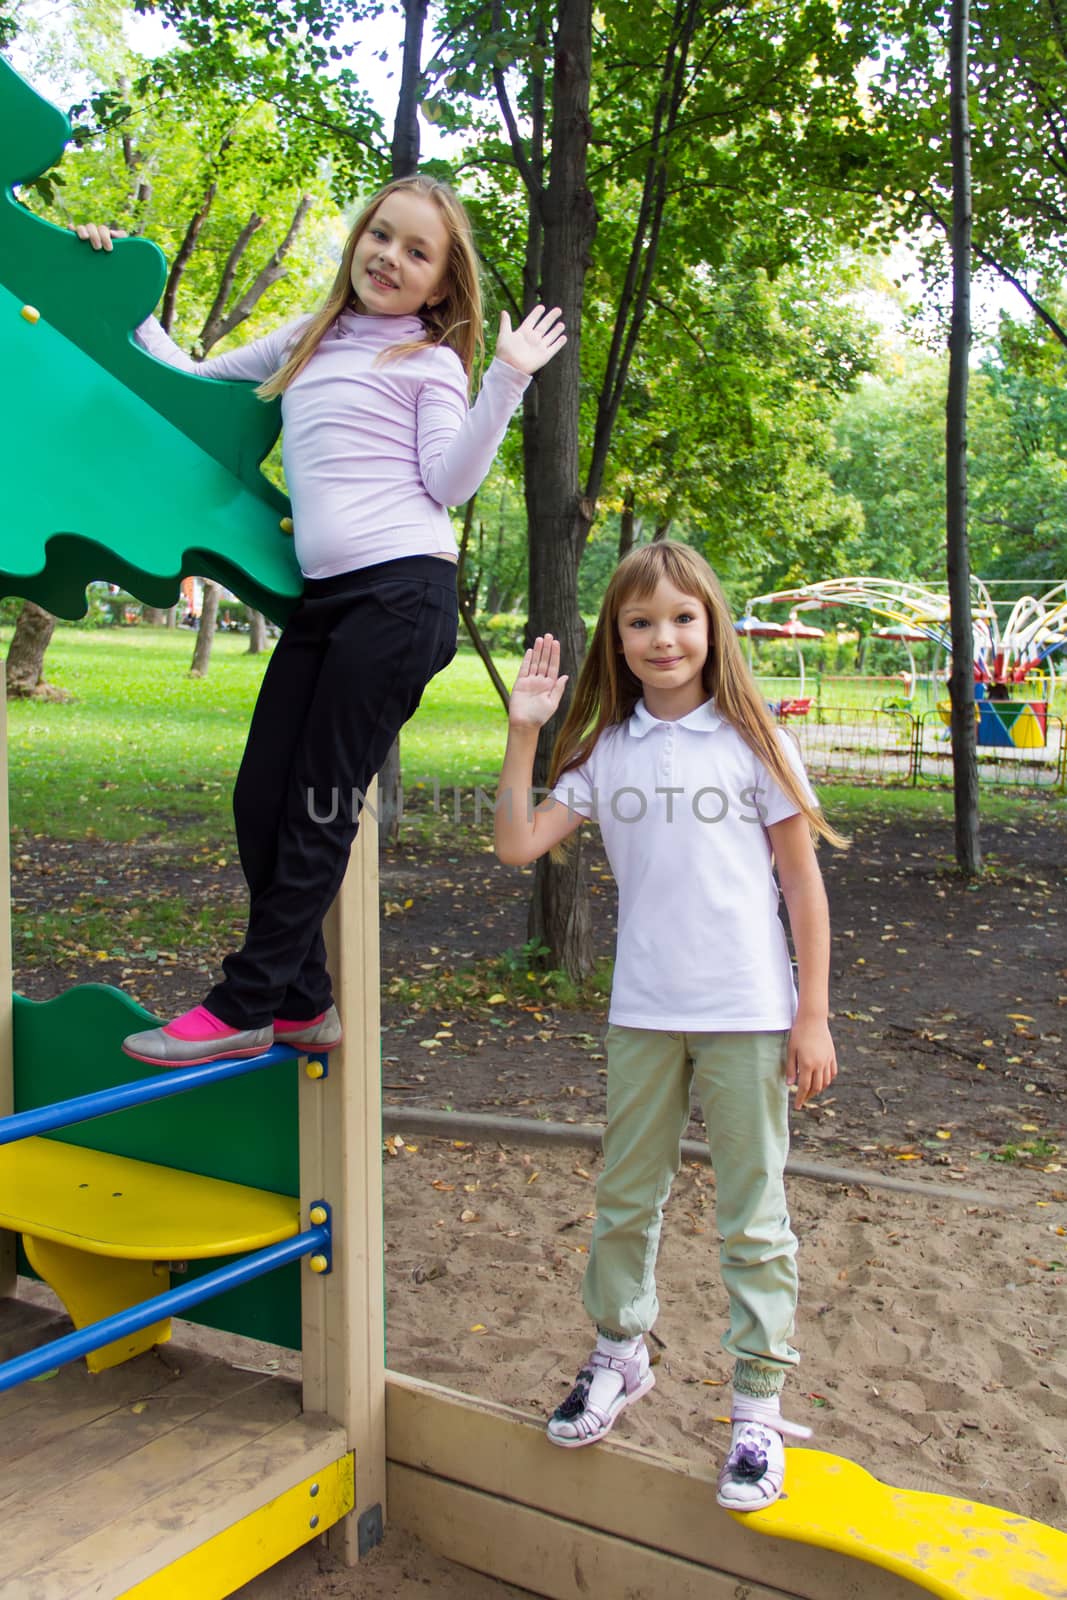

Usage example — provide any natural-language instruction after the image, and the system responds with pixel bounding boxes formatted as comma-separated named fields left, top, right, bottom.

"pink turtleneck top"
left=134, top=310, right=530, bottom=579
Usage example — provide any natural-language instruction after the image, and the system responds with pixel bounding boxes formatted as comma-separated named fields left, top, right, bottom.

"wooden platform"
left=0, top=1295, right=351, bottom=1600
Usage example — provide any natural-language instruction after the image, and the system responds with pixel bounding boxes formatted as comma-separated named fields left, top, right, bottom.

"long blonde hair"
left=549, top=541, right=847, bottom=847
left=257, top=176, right=484, bottom=399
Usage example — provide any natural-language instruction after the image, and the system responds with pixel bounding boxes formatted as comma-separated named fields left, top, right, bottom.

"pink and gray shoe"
left=273, top=1004, right=343, bottom=1053
left=122, top=1004, right=273, bottom=1067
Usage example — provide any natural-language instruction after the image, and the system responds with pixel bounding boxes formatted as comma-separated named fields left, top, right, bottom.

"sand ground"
left=234, top=1135, right=1067, bottom=1597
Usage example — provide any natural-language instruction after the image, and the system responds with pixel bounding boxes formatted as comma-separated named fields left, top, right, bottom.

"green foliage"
left=832, top=304, right=1067, bottom=587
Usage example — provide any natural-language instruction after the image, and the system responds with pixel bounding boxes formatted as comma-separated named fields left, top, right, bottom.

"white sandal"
left=715, top=1397, right=812, bottom=1511
left=546, top=1346, right=655, bottom=1448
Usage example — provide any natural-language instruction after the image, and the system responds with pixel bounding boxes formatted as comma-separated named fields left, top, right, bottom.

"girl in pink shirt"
left=78, top=177, right=564, bottom=1065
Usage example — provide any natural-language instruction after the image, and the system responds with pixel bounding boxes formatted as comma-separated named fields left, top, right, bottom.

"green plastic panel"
left=0, top=57, right=302, bottom=624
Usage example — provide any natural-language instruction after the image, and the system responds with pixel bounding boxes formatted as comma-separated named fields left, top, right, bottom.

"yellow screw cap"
left=279, top=516, right=294, bottom=534
left=305, top=1059, right=325, bottom=1079
left=309, top=1205, right=328, bottom=1226
left=309, top=1253, right=329, bottom=1274
left=20, top=305, right=40, bottom=323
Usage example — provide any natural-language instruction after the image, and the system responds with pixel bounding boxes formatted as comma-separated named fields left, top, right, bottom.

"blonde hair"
left=549, top=541, right=847, bottom=847
left=257, top=176, right=484, bottom=399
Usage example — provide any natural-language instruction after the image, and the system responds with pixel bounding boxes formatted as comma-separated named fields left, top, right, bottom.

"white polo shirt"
left=549, top=699, right=816, bottom=1032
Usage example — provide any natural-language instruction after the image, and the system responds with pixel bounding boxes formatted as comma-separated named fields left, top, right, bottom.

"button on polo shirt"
left=550, top=699, right=816, bottom=1031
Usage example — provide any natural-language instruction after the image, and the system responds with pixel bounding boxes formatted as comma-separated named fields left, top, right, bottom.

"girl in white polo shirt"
left=495, top=540, right=844, bottom=1511
left=77, top=178, right=564, bottom=1067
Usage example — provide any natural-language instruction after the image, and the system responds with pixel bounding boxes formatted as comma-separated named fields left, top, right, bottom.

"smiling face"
left=349, top=188, right=451, bottom=318
left=616, top=576, right=711, bottom=718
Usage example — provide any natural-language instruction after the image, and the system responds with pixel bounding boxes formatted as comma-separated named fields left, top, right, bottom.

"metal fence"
left=782, top=706, right=1067, bottom=791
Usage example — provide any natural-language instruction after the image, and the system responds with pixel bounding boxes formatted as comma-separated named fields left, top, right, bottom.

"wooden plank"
left=0, top=1370, right=305, bottom=1583
left=301, top=792, right=385, bottom=1564
left=385, top=1372, right=923, bottom=1600
left=11, top=1420, right=349, bottom=1600
left=0, top=662, right=14, bottom=1299
left=388, top=1462, right=804, bottom=1600
left=0, top=1292, right=69, bottom=1363
left=0, top=1350, right=270, bottom=1499
left=116, top=1450, right=354, bottom=1600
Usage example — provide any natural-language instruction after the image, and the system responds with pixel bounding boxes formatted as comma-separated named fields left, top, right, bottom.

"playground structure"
left=2, top=57, right=1066, bottom=1600
left=747, top=575, right=1067, bottom=752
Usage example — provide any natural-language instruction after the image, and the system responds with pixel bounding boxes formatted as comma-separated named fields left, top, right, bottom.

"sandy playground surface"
left=234, top=1134, right=1066, bottom=1598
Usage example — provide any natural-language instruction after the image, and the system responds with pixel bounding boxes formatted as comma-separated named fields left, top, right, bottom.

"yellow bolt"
left=279, top=516, right=294, bottom=534
left=309, top=1253, right=329, bottom=1274
left=20, top=305, right=40, bottom=324
left=305, top=1059, right=325, bottom=1079
left=309, top=1205, right=327, bottom=1226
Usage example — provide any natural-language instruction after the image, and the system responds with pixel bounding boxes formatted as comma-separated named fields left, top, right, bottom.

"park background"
left=1, top=0, right=1065, bottom=1590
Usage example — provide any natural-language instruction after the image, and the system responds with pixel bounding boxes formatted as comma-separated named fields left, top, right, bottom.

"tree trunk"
left=142, top=606, right=168, bottom=625
left=378, top=0, right=432, bottom=848
left=246, top=608, right=267, bottom=654
left=189, top=580, right=221, bottom=677
left=946, top=0, right=981, bottom=875
left=391, top=0, right=428, bottom=175
left=458, top=495, right=510, bottom=712
left=525, top=0, right=597, bottom=979
left=618, top=488, right=636, bottom=560
left=204, top=194, right=314, bottom=351
left=162, top=167, right=222, bottom=333
left=5, top=601, right=57, bottom=697
left=198, top=212, right=264, bottom=351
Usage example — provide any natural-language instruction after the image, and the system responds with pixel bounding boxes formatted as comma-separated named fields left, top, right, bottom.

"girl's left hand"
left=786, top=1018, right=837, bottom=1111
left=495, top=305, right=567, bottom=375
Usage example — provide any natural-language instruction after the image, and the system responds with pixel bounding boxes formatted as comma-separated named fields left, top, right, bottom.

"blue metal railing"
left=0, top=1043, right=304, bottom=1146
left=0, top=1042, right=331, bottom=1394
left=0, top=1219, right=330, bottom=1393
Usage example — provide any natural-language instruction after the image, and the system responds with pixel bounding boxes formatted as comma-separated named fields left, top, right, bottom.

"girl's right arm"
left=74, top=223, right=294, bottom=384
left=495, top=635, right=584, bottom=866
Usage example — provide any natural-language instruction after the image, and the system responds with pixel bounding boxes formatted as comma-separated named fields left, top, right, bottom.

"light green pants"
left=583, top=1026, right=798, bottom=1397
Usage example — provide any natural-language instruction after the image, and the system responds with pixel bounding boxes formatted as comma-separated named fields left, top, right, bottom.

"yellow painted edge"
left=115, top=1453, right=354, bottom=1600
left=0, top=1216, right=299, bottom=1260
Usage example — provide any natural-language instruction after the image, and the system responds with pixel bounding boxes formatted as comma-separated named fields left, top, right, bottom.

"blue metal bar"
left=0, top=1044, right=304, bottom=1147
left=0, top=1221, right=329, bottom=1394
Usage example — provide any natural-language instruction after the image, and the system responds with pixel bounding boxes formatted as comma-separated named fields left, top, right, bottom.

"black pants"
left=205, top=556, right=458, bottom=1028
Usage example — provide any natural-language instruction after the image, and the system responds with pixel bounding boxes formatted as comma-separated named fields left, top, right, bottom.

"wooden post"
left=0, top=661, right=15, bottom=1297
left=299, top=783, right=385, bottom=1563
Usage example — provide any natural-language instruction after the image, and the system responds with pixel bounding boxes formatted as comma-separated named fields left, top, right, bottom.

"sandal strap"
left=588, top=1346, right=648, bottom=1397
left=732, top=1398, right=812, bottom=1440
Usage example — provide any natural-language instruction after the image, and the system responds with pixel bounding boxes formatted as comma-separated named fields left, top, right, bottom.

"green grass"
left=3, top=628, right=520, bottom=843
left=4, top=627, right=1061, bottom=848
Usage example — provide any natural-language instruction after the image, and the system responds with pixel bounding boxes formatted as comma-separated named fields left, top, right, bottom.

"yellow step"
left=742, top=1449, right=1067, bottom=1600
left=0, top=1137, right=299, bottom=1371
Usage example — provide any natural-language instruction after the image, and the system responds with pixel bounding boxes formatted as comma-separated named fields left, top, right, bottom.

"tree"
left=838, top=0, right=1067, bottom=346
left=189, top=579, right=222, bottom=676
left=4, top=601, right=65, bottom=699
left=246, top=607, right=267, bottom=652
left=428, top=0, right=877, bottom=973
left=946, top=0, right=980, bottom=873
left=377, top=0, right=433, bottom=847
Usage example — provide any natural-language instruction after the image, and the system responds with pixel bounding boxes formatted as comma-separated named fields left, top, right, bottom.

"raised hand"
left=494, top=305, right=567, bottom=376
left=73, top=223, right=127, bottom=252
left=509, top=634, right=568, bottom=729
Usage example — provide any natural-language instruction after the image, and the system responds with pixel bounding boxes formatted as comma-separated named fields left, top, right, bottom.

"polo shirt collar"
left=629, top=697, right=723, bottom=739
